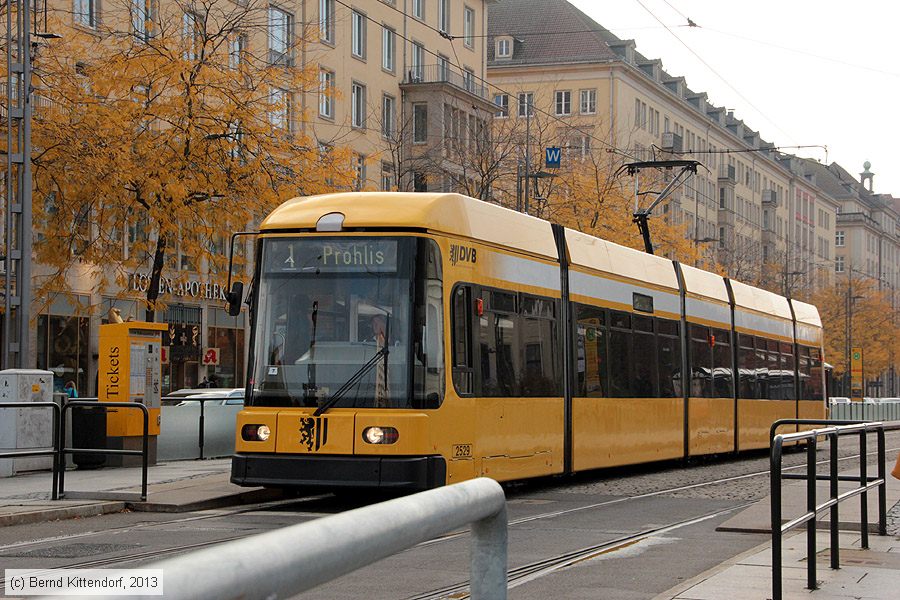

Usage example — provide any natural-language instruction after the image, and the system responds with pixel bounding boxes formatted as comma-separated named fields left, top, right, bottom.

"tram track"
left=1, top=437, right=896, bottom=595
left=407, top=502, right=755, bottom=600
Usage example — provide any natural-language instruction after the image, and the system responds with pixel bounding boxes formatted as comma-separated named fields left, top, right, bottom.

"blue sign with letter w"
left=545, top=147, right=561, bottom=169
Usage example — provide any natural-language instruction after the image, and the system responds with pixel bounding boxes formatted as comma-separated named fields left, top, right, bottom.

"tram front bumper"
left=231, top=453, right=447, bottom=490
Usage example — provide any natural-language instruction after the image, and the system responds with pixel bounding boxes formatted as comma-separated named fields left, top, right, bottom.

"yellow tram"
left=230, top=192, right=826, bottom=490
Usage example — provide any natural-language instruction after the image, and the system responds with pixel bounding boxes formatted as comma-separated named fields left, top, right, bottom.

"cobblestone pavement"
left=546, top=430, right=900, bottom=506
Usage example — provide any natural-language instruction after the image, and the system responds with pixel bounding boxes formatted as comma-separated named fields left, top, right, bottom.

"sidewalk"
left=656, top=452, right=900, bottom=600
left=0, top=458, right=281, bottom=527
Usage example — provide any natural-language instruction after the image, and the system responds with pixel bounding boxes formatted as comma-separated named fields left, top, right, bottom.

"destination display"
left=264, top=238, right=399, bottom=274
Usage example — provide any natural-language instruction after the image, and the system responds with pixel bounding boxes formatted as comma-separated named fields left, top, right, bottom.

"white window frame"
left=579, top=89, right=596, bottom=114
left=438, top=0, right=450, bottom=33
left=555, top=90, right=571, bottom=116
left=132, top=0, right=154, bottom=41
left=835, top=255, right=845, bottom=273
left=382, top=26, right=395, bottom=72
left=351, top=82, right=366, bottom=129
left=269, top=87, right=292, bottom=131
left=411, top=42, right=425, bottom=80
left=494, top=94, right=509, bottom=118
left=229, top=32, right=247, bottom=69
left=351, top=10, right=366, bottom=59
left=381, top=94, right=395, bottom=139
left=517, top=92, right=533, bottom=118
left=354, top=154, right=366, bottom=191
left=412, top=0, right=424, bottom=20
left=497, top=39, right=511, bottom=57
left=269, top=6, right=293, bottom=66
left=835, top=230, right=845, bottom=247
left=319, top=69, right=335, bottom=119
left=381, top=162, right=395, bottom=191
left=74, top=0, right=97, bottom=28
left=183, top=11, right=201, bottom=60
left=320, top=0, right=335, bottom=44
left=464, top=6, right=475, bottom=48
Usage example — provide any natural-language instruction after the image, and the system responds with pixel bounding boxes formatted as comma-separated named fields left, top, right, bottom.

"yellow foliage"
left=27, top=5, right=355, bottom=313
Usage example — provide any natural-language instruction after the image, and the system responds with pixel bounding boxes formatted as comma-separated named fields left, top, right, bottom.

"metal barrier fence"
left=58, top=400, right=150, bottom=502
left=830, top=400, right=900, bottom=422
left=125, top=477, right=508, bottom=600
left=0, top=402, right=61, bottom=499
left=769, top=419, right=892, bottom=600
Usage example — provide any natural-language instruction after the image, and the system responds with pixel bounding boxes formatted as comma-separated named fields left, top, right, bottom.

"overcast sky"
left=569, top=0, right=900, bottom=195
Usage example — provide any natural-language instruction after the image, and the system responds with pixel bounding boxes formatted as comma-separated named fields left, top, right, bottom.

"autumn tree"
left=812, top=273, right=900, bottom=382
left=29, top=1, right=354, bottom=318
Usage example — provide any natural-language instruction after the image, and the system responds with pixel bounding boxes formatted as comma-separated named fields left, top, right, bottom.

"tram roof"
left=729, top=278, right=793, bottom=320
left=679, top=263, right=730, bottom=303
left=564, top=228, right=679, bottom=290
left=790, top=299, right=823, bottom=328
left=261, top=192, right=559, bottom=260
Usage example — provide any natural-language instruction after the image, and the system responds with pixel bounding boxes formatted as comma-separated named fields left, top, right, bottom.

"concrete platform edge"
left=127, top=487, right=284, bottom=513
left=0, top=501, right=126, bottom=528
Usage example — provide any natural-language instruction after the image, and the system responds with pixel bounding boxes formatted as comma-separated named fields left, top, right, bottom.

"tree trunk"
left=145, top=234, right=167, bottom=322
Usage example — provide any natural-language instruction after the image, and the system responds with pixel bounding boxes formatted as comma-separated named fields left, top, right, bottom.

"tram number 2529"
left=453, top=444, right=472, bottom=458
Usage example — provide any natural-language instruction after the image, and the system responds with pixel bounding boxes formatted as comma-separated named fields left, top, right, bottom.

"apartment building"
left=485, top=0, right=838, bottom=289
left=16, top=0, right=494, bottom=394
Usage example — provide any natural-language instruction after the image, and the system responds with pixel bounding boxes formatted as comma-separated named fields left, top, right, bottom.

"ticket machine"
left=98, top=322, right=166, bottom=465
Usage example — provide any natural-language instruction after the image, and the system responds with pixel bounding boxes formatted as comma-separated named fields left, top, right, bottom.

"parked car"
left=162, top=388, right=244, bottom=406
left=829, top=396, right=851, bottom=404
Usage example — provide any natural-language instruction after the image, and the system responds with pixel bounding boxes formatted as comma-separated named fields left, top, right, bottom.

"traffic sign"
left=545, top=147, right=561, bottom=168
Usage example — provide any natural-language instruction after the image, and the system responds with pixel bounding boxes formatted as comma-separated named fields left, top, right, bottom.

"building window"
left=835, top=230, right=845, bottom=247
left=381, top=162, right=394, bottom=191
left=351, top=10, right=366, bottom=59
left=319, top=69, right=335, bottom=118
left=437, top=55, right=450, bottom=80
left=497, top=38, right=511, bottom=57
left=269, top=6, right=293, bottom=65
left=580, top=89, right=596, bottom=114
left=835, top=256, right=845, bottom=273
left=320, top=0, right=334, bottom=43
left=132, top=0, right=154, bottom=41
left=182, top=11, right=202, bottom=60
left=381, top=94, right=395, bottom=138
left=382, top=26, right=395, bottom=72
left=413, top=103, right=428, bottom=143
left=269, top=88, right=291, bottom=131
left=351, top=82, right=366, bottom=129
left=464, top=6, right=475, bottom=48
left=411, top=42, right=425, bottom=80
left=74, top=0, right=96, bottom=28
left=463, top=67, right=475, bottom=93
left=555, top=90, right=571, bottom=116
left=412, top=0, right=424, bottom=19
left=517, top=92, right=533, bottom=117
left=353, top=154, right=366, bottom=190
left=494, top=94, right=509, bottom=118
left=229, top=32, right=247, bottom=69
left=438, top=0, right=450, bottom=33
left=718, top=227, right=725, bottom=249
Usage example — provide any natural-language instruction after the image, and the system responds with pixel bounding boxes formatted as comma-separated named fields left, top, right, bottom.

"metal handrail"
left=171, top=396, right=238, bottom=459
left=0, top=401, right=60, bottom=499
left=59, top=400, right=150, bottom=501
left=769, top=419, right=893, bottom=600
left=125, top=478, right=507, bottom=600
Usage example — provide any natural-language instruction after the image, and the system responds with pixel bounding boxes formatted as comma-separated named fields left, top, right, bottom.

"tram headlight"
left=241, top=424, right=271, bottom=442
left=362, top=426, right=399, bottom=445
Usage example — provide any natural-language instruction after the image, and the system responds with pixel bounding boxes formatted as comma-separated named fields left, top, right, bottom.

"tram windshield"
left=249, top=236, right=444, bottom=409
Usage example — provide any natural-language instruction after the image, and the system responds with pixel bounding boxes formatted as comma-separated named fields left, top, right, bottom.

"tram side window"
left=608, top=311, right=633, bottom=398
left=521, top=296, right=560, bottom=396
left=657, top=319, right=681, bottom=398
left=780, top=342, right=795, bottom=400
left=690, top=324, right=713, bottom=398
left=451, top=285, right=474, bottom=395
left=754, top=337, right=770, bottom=398
left=766, top=339, right=782, bottom=399
left=738, top=334, right=757, bottom=399
left=632, top=316, right=657, bottom=397
left=801, top=346, right=824, bottom=401
left=575, top=304, right=607, bottom=398
left=711, top=328, right=733, bottom=398
left=479, top=291, right=521, bottom=397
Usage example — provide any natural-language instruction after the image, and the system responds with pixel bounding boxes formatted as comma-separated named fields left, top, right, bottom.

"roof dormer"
left=495, top=35, right=514, bottom=60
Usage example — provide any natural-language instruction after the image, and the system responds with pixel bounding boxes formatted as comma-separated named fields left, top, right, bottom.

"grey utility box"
left=0, top=369, right=55, bottom=477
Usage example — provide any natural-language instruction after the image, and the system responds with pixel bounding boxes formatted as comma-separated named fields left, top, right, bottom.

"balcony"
left=718, top=164, right=736, bottom=183
left=402, top=64, right=487, bottom=99
left=837, top=211, right=880, bottom=229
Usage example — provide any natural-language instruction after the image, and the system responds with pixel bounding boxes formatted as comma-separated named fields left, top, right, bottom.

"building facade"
left=13, top=0, right=493, bottom=395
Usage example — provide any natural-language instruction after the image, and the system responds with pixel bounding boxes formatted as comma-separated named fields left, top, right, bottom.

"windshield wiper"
left=313, top=345, right=389, bottom=416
